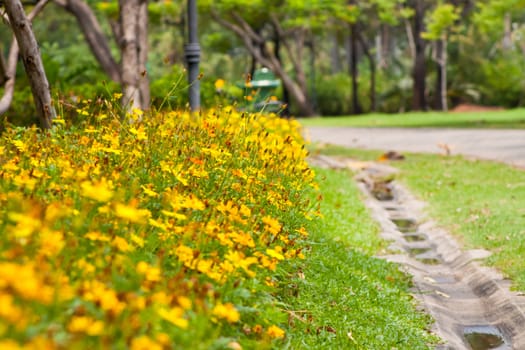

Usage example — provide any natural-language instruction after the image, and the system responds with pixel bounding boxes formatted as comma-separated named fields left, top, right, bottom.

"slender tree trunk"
left=405, top=18, right=416, bottom=60
left=330, top=30, right=342, bottom=73
left=433, top=41, right=443, bottom=110
left=0, top=45, right=7, bottom=85
left=4, top=0, right=56, bottom=128
left=502, top=12, right=512, bottom=50
left=378, top=24, right=390, bottom=69
left=440, top=38, right=448, bottom=111
left=273, top=27, right=290, bottom=116
left=412, top=0, right=427, bottom=110
left=138, top=0, right=150, bottom=108
left=119, top=0, right=141, bottom=111
left=358, top=29, right=376, bottom=112
left=0, top=39, right=19, bottom=115
left=349, top=23, right=362, bottom=114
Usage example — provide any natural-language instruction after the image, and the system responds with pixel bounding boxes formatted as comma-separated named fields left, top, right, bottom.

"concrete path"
left=306, top=127, right=525, bottom=169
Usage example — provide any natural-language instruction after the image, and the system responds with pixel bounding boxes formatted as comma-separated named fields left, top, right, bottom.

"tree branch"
left=53, top=0, right=121, bottom=83
left=211, top=11, right=275, bottom=70
left=0, top=0, right=50, bottom=115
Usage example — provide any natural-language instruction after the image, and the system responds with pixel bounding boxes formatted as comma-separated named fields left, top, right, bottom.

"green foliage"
left=149, top=65, right=189, bottom=110
left=421, top=3, right=460, bottom=40
left=1, top=85, right=38, bottom=128
left=314, top=73, right=352, bottom=116
left=479, top=53, right=525, bottom=107
left=41, top=41, right=105, bottom=87
left=474, top=0, right=525, bottom=36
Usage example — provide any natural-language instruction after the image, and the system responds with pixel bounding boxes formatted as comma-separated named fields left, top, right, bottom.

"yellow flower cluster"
left=0, top=106, right=317, bottom=348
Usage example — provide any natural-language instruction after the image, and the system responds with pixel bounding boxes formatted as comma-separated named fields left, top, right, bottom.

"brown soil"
left=451, top=103, right=505, bottom=113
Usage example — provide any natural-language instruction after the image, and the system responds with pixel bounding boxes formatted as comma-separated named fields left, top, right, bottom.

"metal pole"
left=185, top=0, right=200, bottom=111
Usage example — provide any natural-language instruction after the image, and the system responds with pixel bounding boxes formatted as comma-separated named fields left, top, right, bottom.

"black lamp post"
left=185, top=0, right=200, bottom=111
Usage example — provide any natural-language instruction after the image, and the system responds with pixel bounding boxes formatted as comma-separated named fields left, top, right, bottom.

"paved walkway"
left=306, top=127, right=525, bottom=169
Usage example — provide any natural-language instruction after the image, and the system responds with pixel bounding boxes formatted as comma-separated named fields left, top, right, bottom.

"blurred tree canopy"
left=1, top=0, right=525, bottom=123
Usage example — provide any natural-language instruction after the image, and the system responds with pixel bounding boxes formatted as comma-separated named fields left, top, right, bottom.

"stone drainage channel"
left=311, top=155, right=525, bottom=350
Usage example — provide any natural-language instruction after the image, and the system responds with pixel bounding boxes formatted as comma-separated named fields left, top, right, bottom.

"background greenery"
left=2, top=0, right=525, bottom=125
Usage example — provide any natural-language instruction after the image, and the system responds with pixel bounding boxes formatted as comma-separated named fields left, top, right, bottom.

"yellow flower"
left=130, top=233, right=145, bottom=248
left=67, top=316, right=105, bottom=336
left=266, top=325, right=285, bottom=339
left=262, top=215, right=282, bottom=235
left=11, top=139, right=27, bottom=152
left=174, top=245, right=195, bottom=267
left=114, top=203, right=151, bottom=223
left=177, top=296, right=192, bottom=310
left=141, top=185, right=158, bottom=197
left=80, top=179, right=113, bottom=202
left=158, top=307, right=188, bottom=329
left=112, top=236, right=133, bottom=252
left=266, top=246, right=284, bottom=261
left=131, top=335, right=163, bottom=350
left=84, top=231, right=111, bottom=242
left=129, top=125, right=147, bottom=140
left=0, top=339, right=23, bottom=350
left=0, top=293, right=24, bottom=324
left=7, top=211, right=41, bottom=238
left=215, top=78, right=225, bottom=90
left=53, top=117, right=66, bottom=126
left=212, top=303, right=240, bottom=323
left=39, top=228, right=65, bottom=257
left=136, top=261, right=161, bottom=282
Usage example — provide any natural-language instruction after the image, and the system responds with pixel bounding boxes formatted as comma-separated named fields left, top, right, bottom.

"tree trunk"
left=433, top=39, right=448, bottom=111
left=378, top=24, right=390, bottom=69
left=0, top=39, right=19, bottom=115
left=330, top=30, right=343, bottom=73
left=502, top=12, right=512, bottom=50
left=0, top=45, right=8, bottom=85
left=412, top=0, right=427, bottom=111
left=138, top=0, right=150, bottom=109
left=433, top=41, right=443, bottom=110
left=273, top=27, right=290, bottom=116
left=4, top=0, right=56, bottom=129
left=358, top=29, right=376, bottom=112
left=119, top=0, right=141, bottom=111
left=440, top=38, right=448, bottom=112
left=349, top=23, right=362, bottom=114
left=278, top=71, right=315, bottom=116
left=53, top=0, right=121, bottom=83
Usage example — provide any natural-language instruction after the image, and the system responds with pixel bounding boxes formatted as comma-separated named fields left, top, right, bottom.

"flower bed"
left=0, top=106, right=317, bottom=349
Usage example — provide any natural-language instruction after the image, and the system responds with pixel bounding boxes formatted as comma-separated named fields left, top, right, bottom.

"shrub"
left=314, top=73, right=352, bottom=116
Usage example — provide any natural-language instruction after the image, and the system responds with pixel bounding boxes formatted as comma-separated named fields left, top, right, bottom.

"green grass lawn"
left=311, top=144, right=525, bottom=292
left=298, top=108, right=525, bottom=129
left=283, top=167, right=438, bottom=349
